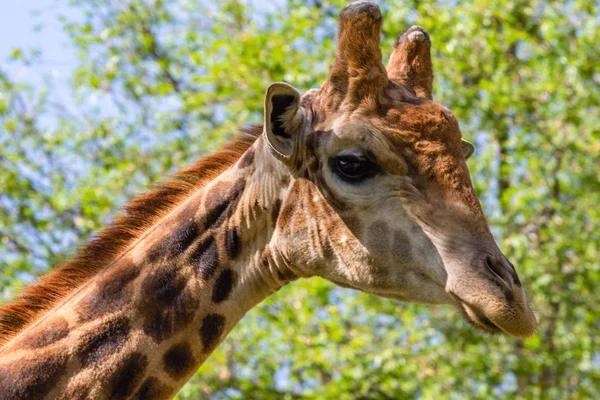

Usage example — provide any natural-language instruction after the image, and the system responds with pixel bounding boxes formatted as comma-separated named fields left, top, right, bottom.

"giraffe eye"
left=332, top=152, right=378, bottom=183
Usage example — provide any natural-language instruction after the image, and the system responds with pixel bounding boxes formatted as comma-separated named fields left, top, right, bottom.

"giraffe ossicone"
left=0, top=2, right=536, bottom=398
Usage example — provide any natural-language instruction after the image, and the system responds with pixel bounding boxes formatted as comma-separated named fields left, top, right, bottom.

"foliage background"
left=1, top=0, right=599, bottom=398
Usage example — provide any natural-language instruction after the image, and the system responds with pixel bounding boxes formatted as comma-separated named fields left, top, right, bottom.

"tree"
left=1, top=1, right=599, bottom=398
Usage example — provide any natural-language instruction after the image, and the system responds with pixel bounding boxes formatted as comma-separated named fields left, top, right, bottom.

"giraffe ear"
left=461, top=139, right=475, bottom=159
left=263, top=82, right=302, bottom=159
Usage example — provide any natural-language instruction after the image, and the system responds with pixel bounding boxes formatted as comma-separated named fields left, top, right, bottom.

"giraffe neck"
left=0, top=135, right=295, bottom=399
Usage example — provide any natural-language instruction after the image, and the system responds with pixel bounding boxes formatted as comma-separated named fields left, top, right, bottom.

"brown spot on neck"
left=134, top=377, right=172, bottom=400
left=162, top=342, right=196, bottom=380
left=58, top=383, right=90, bottom=400
left=203, top=179, right=246, bottom=229
left=147, top=220, right=199, bottom=262
left=140, top=265, right=199, bottom=343
left=20, top=317, right=69, bottom=349
left=271, top=199, right=282, bottom=228
left=199, top=313, right=225, bottom=351
left=78, top=317, right=130, bottom=369
left=107, top=352, right=148, bottom=400
left=237, top=147, right=255, bottom=169
left=191, top=234, right=219, bottom=280
left=224, top=227, right=241, bottom=259
left=0, top=352, right=68, bottom=399
left=212, top=269, right=236, bottom=303
left=77, top=257, right=141, bottom=323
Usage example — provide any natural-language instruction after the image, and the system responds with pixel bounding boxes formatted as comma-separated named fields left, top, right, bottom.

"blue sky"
left=0, top=2, right=78, bottom=99
left=0, top=0, right=284, bottom=82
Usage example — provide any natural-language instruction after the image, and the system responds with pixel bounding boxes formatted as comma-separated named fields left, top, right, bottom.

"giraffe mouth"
left=458, top=302, right=503, bottom=335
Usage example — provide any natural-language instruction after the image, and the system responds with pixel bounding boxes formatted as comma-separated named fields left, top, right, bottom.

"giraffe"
left=0, top=1, right=536, bottom=399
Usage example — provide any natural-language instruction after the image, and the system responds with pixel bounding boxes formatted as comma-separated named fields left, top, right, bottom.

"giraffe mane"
left=0, top=126, right=262, bottom=347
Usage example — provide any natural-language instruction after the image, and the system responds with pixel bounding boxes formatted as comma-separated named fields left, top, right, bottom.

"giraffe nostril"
left=484, top=255, right=515, bottom=288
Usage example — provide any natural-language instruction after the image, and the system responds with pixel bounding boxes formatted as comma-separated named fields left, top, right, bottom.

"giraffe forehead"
left=378, top=102, right=463, bottom=149
left=309, top=119, right=390, bottom=154
left=369, top=103, right=473, bottom=186
left=309, top=94, right=463, bottom=148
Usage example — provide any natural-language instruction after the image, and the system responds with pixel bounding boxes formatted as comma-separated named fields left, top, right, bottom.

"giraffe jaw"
left=373, top=287, right=531, bottom=337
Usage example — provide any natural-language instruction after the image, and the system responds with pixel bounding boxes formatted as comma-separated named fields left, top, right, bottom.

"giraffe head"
left=263, top=1, right=535, bottom=338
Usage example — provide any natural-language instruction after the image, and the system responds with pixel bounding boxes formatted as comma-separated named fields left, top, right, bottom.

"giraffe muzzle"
left=448, top=253, right=537, bottom=338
